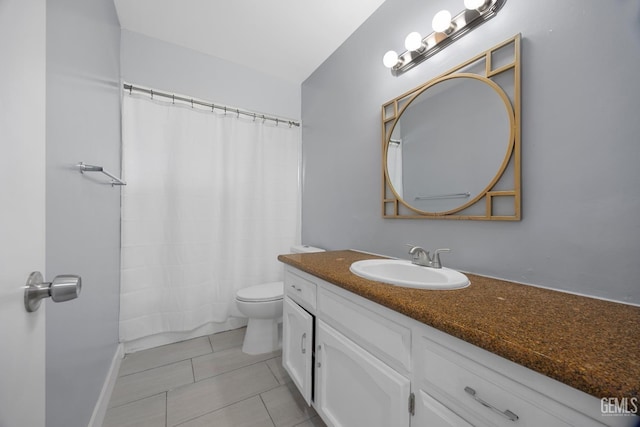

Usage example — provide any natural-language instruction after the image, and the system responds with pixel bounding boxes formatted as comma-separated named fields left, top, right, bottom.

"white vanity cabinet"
left=282, top=269, right=318, bottom=405
left=315, top=320, right=411, bottom=427
left=281, top=265, right=634, bottom=427
left=283, top=297, right=313, bottom=404
left=283, top=267, right=413, bottom=427
left=315, top=280, right=412, bottom=427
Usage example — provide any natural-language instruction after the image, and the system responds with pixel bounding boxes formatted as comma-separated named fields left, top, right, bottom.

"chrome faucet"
left=407, top=245, right=450, bottom=269
left=408, top=246, right=430, bottom=267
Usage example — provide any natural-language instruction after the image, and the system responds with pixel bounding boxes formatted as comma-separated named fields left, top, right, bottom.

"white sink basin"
left=350, top=259, right=470, bottom=290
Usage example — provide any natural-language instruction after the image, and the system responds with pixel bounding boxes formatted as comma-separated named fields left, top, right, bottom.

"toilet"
left=236, top=245, right=324, bottom=355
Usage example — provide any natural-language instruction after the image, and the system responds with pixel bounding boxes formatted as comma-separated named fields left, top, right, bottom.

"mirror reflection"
left=386, top=75, right=512, bottom=214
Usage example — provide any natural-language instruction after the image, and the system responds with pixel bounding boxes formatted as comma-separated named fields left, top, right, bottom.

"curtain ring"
left=224, top=106, right=227, bottom=116
left=129, top=85, right=132, bottom=95
left=253, top=113, right=256, bottom=122
left=276, top=118, right=279, bottom=126
left=172, top=94, right=175, bottom=104
left=236, top=109, right=240, bottom=118
left=191, top=99, right=194, bottom=108
left=262, top=115, right=266, bottom=124
left=150, top=89, right=154, bottom=100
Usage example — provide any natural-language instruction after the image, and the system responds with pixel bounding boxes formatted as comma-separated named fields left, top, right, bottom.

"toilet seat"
left=236, top=282, right=283, bottom=303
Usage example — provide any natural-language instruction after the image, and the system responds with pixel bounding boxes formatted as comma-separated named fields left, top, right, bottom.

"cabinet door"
left=412, top=390, right=473, bottom=427
left=283, top=296, right=313, bottom=405
left=316, top=320, right=411, bottom=427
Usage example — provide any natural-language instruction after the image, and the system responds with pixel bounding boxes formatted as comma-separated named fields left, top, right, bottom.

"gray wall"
left=46, top=0, right=122, bottom=426
left=120, top=30, right=301, bottom=120
left=301, top=0, right=640, bottom=304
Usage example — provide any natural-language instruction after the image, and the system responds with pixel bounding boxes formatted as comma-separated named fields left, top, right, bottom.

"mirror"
left=382, top=34, right=521, bottom=220
left=386, top=75, right=512, bottom=213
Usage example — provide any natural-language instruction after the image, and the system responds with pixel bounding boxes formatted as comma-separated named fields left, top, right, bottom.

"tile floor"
left=103, top=327, right=327, bottom=427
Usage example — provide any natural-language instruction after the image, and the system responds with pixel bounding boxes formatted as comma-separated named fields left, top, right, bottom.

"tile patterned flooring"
left=103, top=328, right=327, bottom=427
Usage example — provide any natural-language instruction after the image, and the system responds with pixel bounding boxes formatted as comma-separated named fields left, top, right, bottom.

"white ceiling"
left=114, top=0, right=386, bottom=84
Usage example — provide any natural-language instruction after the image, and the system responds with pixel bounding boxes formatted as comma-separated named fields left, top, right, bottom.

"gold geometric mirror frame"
left=382, top=34, right=521, bottom=220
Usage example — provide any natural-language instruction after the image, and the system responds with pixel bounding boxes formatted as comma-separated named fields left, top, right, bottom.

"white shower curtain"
left=119, top=93, right=300, bottom=344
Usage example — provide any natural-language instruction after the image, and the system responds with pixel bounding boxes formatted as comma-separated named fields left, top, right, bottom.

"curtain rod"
left=123, top=83, right=301, bottom=128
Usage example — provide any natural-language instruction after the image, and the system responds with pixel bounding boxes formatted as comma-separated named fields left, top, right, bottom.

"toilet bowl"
left=236, top=282, right=284, bottom=355
left=235, top=245, right=324, bottom=355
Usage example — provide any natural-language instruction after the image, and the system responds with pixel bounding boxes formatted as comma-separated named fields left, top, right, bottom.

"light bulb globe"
left=404, top=32, right=423, bottom=51
left=432, top=10, right=452, bottom=33
left=464, top=0, right=488, bottom=10
left=383, top=50, right=399, bottom=68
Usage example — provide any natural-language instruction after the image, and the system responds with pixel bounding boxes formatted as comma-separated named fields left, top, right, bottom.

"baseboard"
left=87, top=343, right=124, bottom=427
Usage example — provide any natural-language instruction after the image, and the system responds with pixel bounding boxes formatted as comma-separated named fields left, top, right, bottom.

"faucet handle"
left=432, top=248, right=451, bottom=268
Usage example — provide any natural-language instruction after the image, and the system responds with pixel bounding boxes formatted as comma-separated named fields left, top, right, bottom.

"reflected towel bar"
left=76, top=162, right=126, bottom=186
left=415, top=192, right=470, bottom=201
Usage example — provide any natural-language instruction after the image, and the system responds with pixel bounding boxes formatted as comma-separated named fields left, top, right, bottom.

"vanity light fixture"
left=383, top=0, right=507, bottom=75
left=404, top=32, right=425, bottom=52
left=383, top=50, right=401, bottom=68
left=464, top=0, right=491, bottom=10
left=431, top=10, right=454, bottom=33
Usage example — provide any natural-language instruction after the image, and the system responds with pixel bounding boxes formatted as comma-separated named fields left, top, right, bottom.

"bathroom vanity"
left=279, top=250, right=639, bottom=427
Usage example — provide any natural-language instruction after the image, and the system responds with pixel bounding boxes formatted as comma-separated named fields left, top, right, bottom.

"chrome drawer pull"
left=464, top=386, right=519, bottom=422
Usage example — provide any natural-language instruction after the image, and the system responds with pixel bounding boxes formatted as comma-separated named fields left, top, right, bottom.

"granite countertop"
left=278, top=250, right=640, bottom=400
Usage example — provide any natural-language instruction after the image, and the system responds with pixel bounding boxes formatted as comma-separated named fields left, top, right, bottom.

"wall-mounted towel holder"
left=76, top=162, right=126, bottom=186
left=414, top=192, right=470, bottom=201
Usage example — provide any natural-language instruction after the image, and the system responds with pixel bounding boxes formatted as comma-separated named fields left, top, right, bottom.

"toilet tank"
left=290, top=245, right=325, bottom=254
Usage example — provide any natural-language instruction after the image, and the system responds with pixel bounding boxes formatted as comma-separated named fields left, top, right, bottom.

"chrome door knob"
left=49, top=274, right=82, bottom=302
left=24, top=271, right=82, bottom=312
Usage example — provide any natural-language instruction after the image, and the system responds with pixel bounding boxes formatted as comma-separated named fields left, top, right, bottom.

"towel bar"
left=76, top=162, right=126, bottom=186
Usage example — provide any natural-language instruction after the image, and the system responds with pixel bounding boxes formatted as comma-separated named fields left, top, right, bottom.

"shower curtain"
left=119, top=93, right=300, bottom=344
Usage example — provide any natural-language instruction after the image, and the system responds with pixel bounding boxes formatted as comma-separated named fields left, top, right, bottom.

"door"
left=283, top=297, right=314, bottom=404
left=0, top=1, right=47, bottom=426
left=315, top=320, right=411, bottom=427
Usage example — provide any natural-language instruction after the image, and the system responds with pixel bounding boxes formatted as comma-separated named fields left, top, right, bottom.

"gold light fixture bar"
left=383, top=0, right=507, bottom=75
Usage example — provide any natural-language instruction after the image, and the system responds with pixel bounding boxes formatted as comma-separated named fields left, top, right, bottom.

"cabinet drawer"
left=284, top=269, right=317, bottom=311
left=415, top=336, right=603, bottom=427
left=318, top=287, right=411, bottom=373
